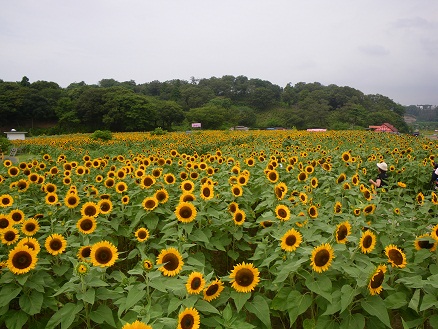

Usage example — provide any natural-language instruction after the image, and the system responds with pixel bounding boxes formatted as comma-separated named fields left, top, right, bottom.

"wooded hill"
left=0, top=75, right=410, bottom=134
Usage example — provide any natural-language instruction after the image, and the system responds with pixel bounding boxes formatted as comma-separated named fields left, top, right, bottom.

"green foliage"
left=90, top=130, right=113, bottom=141
left=0, top=137, right=12, bottom=153
left=150, top=127, right=167, bottom=135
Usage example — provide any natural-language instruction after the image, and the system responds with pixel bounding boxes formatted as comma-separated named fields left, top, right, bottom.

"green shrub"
left=0, top=137, right=12, bottom=154
left=150, top=127, right=167, bottom=135
left=90, top=130, right=113, bottom=141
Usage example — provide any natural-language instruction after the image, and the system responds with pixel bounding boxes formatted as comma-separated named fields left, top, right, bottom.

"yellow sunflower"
left=0, top=194, right=14, bottom=208
left=164, top=173, right=176, bottom=184
left=333, top=201, right=342, bottom=214
left=121, top=195, right=130, bottom=205
left=80, top=202, right=100, bottom=218
left=17, top=237, right=41, bottom=254
left=416, top=192, right=424, bottom=205
left=155, top=188, right=169, bottom=204
left=336, top=173, right=346, bottom=184
left=0, top=214, right=12, bottom=231
left=77, top=245, right=92, bottom=262
left=9, top=209, right=25, bottom=225
left=228, top=202, right=239, bottom=214
left=175, top=202, right=197, bottom=223
left=180, top=180, right=195, bottom=193
left=368, top=264, right=387, bottom=295
left=64, top=193, right=80, bottom=208
left=275, top=204, right=290, bottom=221
left=90, top=240, right=118, bottom=268
left=308, top=205, right=318, bottom=219
left=203, top=279, right=224, bottom=302
left=1, top=227, right=20, bottom=245
left=231, top=184, right=243, bottom=197
left=77, top=216, right=97, bottom=235
left=7, top=245, right=38, bottom=275
left=157, top=247, right=184, bottom=277
left=45, top=192, right=59, bottom=205
left=115, top=181, right=128, bottom=194
left=310, top=177, right=318, bottom=189
left=359, top=230, right=377, bottom=254
left=45, top=233, right=67, bottom=256
left=230, top=262, right=260, bottom=293
left=142, top=196, right=158, bottom=211
left=280, top=228, right=302, bottom=252
left=140, top=175, right=156, bottom=189
left=75, top=262, right=90, bottom=276
left=431, top=224, right=438, bottom=241
left=135, top=227, right=150, bottom=242
left=122, top=320, right=153, bottom=329
left=384, top=244, right=407, bottom=268
left=233, top=209, right=246, bottom=226
left=310, top=243, right=335, bottom=273
left=297, top=171, right=308, bottom=182
left=414, top=234, right=437, bottom=252
left=143, top=259, right=154, bottom=271
left=98, top=199, right=113, bottom=215
left=21, top=218, right=40, bottom=236
left=266, top=170, right=279, bottom=183
left=335, top=221, right=351, bottom=244
left=186, top=271, right=206, bottom=294
left=363, top=204, right=376, bottom=216
left=177, top=307, right=200, bottom=329
left=397, top=182, right=406, bottom=188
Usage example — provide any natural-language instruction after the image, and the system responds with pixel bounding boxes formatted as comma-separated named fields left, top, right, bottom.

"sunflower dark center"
left=85, top=206, right=97, bottom=216
left=4, top=231, right=16, bottom=241
left=203, top=188, right=211, bottom=197
left=166, top=176, right=175, bottom=183
left=234, top=213, right=243, bottom=222
left=2, top=198, right=9, bottom=205
left=269, top=172, right=277, bottom=181
left=235, top=268, right=254, bottom=287
left=278, top=209, right=287, bottom=218
left=418, top=240, right=434, bottom=249
left=80, top=219, right=93, bottom=231
left=364, top=206, right=373, bottom=213
left=138, top=230, right=147, bottom=239
left=363, top=235, right=372, bottom=248
left=286, top=235, right=297, bottom=246
left=181, top=314, right=194, bottom=329
left=96, top=247, right=112, bottom=264
left=370, top=270, right=384, bottom=288
left=67, top=197, right=77, bottom=205
left=17, top=181, right=27, bottom=189
left=233, top=187, right=241, bottom=195
left=117, top=185, right=126, bottom=192
left=205, top=284, right=219, bottom=296
left=337, top=226, right=348, bottom=241
left=314, top=250, right=330, bottom=266
left=25, top=223, right=36, bottom=232
left=156, top=192, right=166, bottom=201
left=11, top=213, right=23, bottom=222
left=388, top=249, right=403, bottom=265
left=180, top=206, right=192, bottom=219
left=309, top=207, right=316, bottom=216
left=23, top=242, right=36, bottom=250
left=190, top=277, right=201, bottom=290
left=145, top=200, right=156, bottom=209
left=12, top=251, right=32, bottom=269
left=162, top=253, right=179, bottom=271
left=100, top=203, right=110, bottom=212
left=0, top=218, right=9, bottom=228
left=48, top=195, right=56, bottom=203
left=183, top=183, right=192, bottom=191
left=81, top=247, right=91, bottom=258
left=50, top=239, right=62, bottom=251
left=299, top=173, right=306, bottom=180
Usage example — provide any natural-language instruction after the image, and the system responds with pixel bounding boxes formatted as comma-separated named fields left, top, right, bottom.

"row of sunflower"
left=1, top=130, right=438, bottom=328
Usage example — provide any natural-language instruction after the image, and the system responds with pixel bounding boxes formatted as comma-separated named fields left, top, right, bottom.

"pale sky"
left=1, top=0, right=437, bottom=106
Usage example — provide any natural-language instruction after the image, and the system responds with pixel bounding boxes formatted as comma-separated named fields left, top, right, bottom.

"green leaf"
left=322, top=290, right=341, bottom=315
left=419, top=293, right=437, bottom=311
left=384, top=292, right=408, bottom=309
left=0, top=285, right=22, bottom=308
left=89, top=304, right=116, bottom=327
left=77, top=288, right=95, bottom=305
left=125, top=285, right=146, bottom=311
left=360, top=296, right=391, bottom=328
left=271, top=288, right=292, bottom=311
left=305, top=274, right=332, bottom=303
left=287, top=292, right=312, bottom=325
left=195, top=299, right=220, bottom=315
left=167, top=297, right=182, bottom=314
left=408, top=289, right=421, bottom=312
left=19, top=290, right=44, bottom=315
left=5, top=310, right=28, bottom=329
left=222, top=303, right=233, bottom=322
left=52, top=263, right=70, bottom=276
left=245, top=294, right=271, bottom=328
left=340, top=285, right=358, bottom=313
left=397, top=275, right=424, bottom=289
left=231, top=291, right=251, bottom=312
left=46, top=303, right=83, bottom=329
left=273, top=257, right=307, bottom=284
left=340, top=313, right=365, bottom=329
left=191, top=228, right=211, bottom=244
left=429, top=315, right=438, bottom=329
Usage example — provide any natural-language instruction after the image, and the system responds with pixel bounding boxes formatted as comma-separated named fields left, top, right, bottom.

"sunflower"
left=363, top=204, right=376, bottom=216
left=16, top=179, right=30, bottom=192
left=186, top=271, right=206, bottom=294
left=104, top=177, right=115, bottom=188
left=21, top=218, right=40, bottom=236
left=75, top=262, right=90, bottom=276
left=385, top=244, right=407, bottom=268
left=231, top=185, right=243, bottom=197
left=274, top=182, right=287, bottom=200
left=7, top=166, right=20, bottom=177
left=310, top=243, right=335, bottom=273
left=17, top=237, right=41, bottom=254
left=164, top=173, right=176, bottom=184
left=177, top=307, right=200, bottom=329
left=431, top=224, right=438, bottom=241
left=310, top=177, right=318, bottom=189
left=7, top=245, right=38, bottom=275
left=416, top=192, right=424, bottom=205
left=143, top=259, right=154, bottom=271
left=77, top=245, right=92, bottom=262
left=1, top=227, right=20, bottom=245
left=351, top=174, right=360, bottom=186
left=280, top=228, right=302, bottom=252
left=414, top=234, right=437, bottom=252
left=304, top=165, right=314, bottom=174
left=115, top=181, right=128, bottom=194
left=174, top=202, right=197, bottom=223
left=359, top=230, right=377, bottom=254
left=297, top=172, right=308, bottom=182
left=341, top=151, right=351, bottom=162
left=260, top=220, right=273, bottom=228
left=45, top=192, right=59, bottom=205
left=362, top=188, right=372, bottom=201
left=77, top=216, right=97, bottom=235
left=135, top=227, right=150, bottom=242
left=233, top=209, right=246, bottom=226
left=122, top=320, right=153, bottom=329
left=157, top=247, right=184, bottom=277
left=266, top=170, right=279, bottom=183
left=275, top=204, right=290, bottom=221
left=397, top=182, right=406, bottom=188
left=90, top=240, right=118, bottom=267
left=141, top=196, right=158, bottom=211
left=308, top=205, right=318, bottom=219
left=98, top=199, right=113, bottom=215
left=64, top=194, right=80, bottom=208
left=180, top=180, right=195, bottom=193
left=228, top=202, right=239, bottom=214
left=203, top=279, right=224, bottom=302
left=45, top=233, right=67, bottom=256
left=155, top=188, right=169, bottom=204
left=121, top=195, right=130, bottom=205
left=81, top=202, right=100, bottom=218
left=200, top=184, right=214, bottom=200
left=0, top=214, right=12, bottom=231
left=0, top=194, right=14, bottom=208
left=9, top=209, right=25, bottom=225
left=336, top=173, right=346, bottom=184
left=368, top=265, right=387, bottom=295
left=335, top=221, right=351, bottom=244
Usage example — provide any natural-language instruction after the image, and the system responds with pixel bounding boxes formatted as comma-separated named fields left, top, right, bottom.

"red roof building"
left=368, top=123, right=398, bottom=133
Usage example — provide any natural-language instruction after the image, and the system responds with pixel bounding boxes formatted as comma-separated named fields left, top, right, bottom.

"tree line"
left=0, top=75, right=410, bottom=134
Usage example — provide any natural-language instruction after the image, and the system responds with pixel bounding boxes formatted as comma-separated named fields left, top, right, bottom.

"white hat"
left=377, top=162, right=388, bottom=171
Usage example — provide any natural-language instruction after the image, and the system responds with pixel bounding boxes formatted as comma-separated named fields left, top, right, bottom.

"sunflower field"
left=1, top=130, right=438, bottom=329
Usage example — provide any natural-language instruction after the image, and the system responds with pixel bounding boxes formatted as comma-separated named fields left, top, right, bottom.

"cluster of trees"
left=0, top=75, right=410, bottom=134
left=405, top=105, right=438, bottom=122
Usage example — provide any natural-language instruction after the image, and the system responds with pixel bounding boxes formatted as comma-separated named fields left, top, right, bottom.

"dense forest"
left=0, top=75, right=410, bottom=134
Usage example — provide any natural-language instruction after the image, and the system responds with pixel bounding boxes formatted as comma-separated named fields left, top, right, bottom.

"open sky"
left=1, top=0, right=437, bottom=106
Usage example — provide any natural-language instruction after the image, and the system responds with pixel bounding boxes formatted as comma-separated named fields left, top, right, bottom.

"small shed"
left=368, top=123, right=398, bottom=133
left=4, top=129, right=27, bottom=140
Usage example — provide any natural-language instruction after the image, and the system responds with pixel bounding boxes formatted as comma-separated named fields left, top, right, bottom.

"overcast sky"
left=1, top=1, right=437, bottom=106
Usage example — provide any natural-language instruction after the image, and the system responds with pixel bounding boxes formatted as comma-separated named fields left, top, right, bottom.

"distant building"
left=368, top=123, right=398, bottom=133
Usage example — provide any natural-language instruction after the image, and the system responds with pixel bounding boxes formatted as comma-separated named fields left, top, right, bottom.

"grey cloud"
left=358, top=45, right=390, bottom=56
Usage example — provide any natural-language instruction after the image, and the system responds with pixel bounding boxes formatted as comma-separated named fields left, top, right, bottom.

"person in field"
left=369, top=162, right=388, bottom=188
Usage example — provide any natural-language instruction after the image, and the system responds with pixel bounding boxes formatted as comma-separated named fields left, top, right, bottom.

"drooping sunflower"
left=336, top=173, right=346, bottom=184
left=175, top=202, right=197, bottom=223
left=45, top=233, right=67, bottom=256
left=135, top=227, right=150, bottom=242
left=157, top=247, right=184, bottom=276
left=21, top=218, right=40, bottom=236
left=351, top=174, right=360, bottom=186
left=9, top=209, right=25, bottom=225
left=0, top=194, right=14, bottom=208
left=359, top=230, right=377, bottom=254
left=335, top=221, right=351, bottom=244
left=280, top=228, right=302, bottom=252
left=98, top=199, right=113, bottom=215
left=80, top=202, right=100, bottom=218
left=1, top=227, right=20, bottom=245
left=414, top=234, right=437, bottom=252
left=308, top=205, right=318, bottom=219
left=203, top=279, right=224, bottom=302
left=77, top=216, right=97, bottom=235
left=142, top=196, right=158, bottom=211
left=260, top=220, right=273, bottom=228
left=384, top=244, right=407, bottom=268
left=368, top=264, right=387, bottom=295
left=7, top=245, right=38, bottom=275
left=233, top=209, right=246, bottom=226
left=122, top=320, right=153, bottom=329
left=17, top=236, right=41, bottom=254
left=90, top=240, right=118, bottom=268
left=177, top=307, right=200, bottom=329
left=180, top=192, right=196, bottom=203
left=275, top=204, right=290, bottom=221
left=186, top=271, right=206, bottom=294
left=310, top=243, right=335, bottom=273
left=77, top=245, right=92, bottom=262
